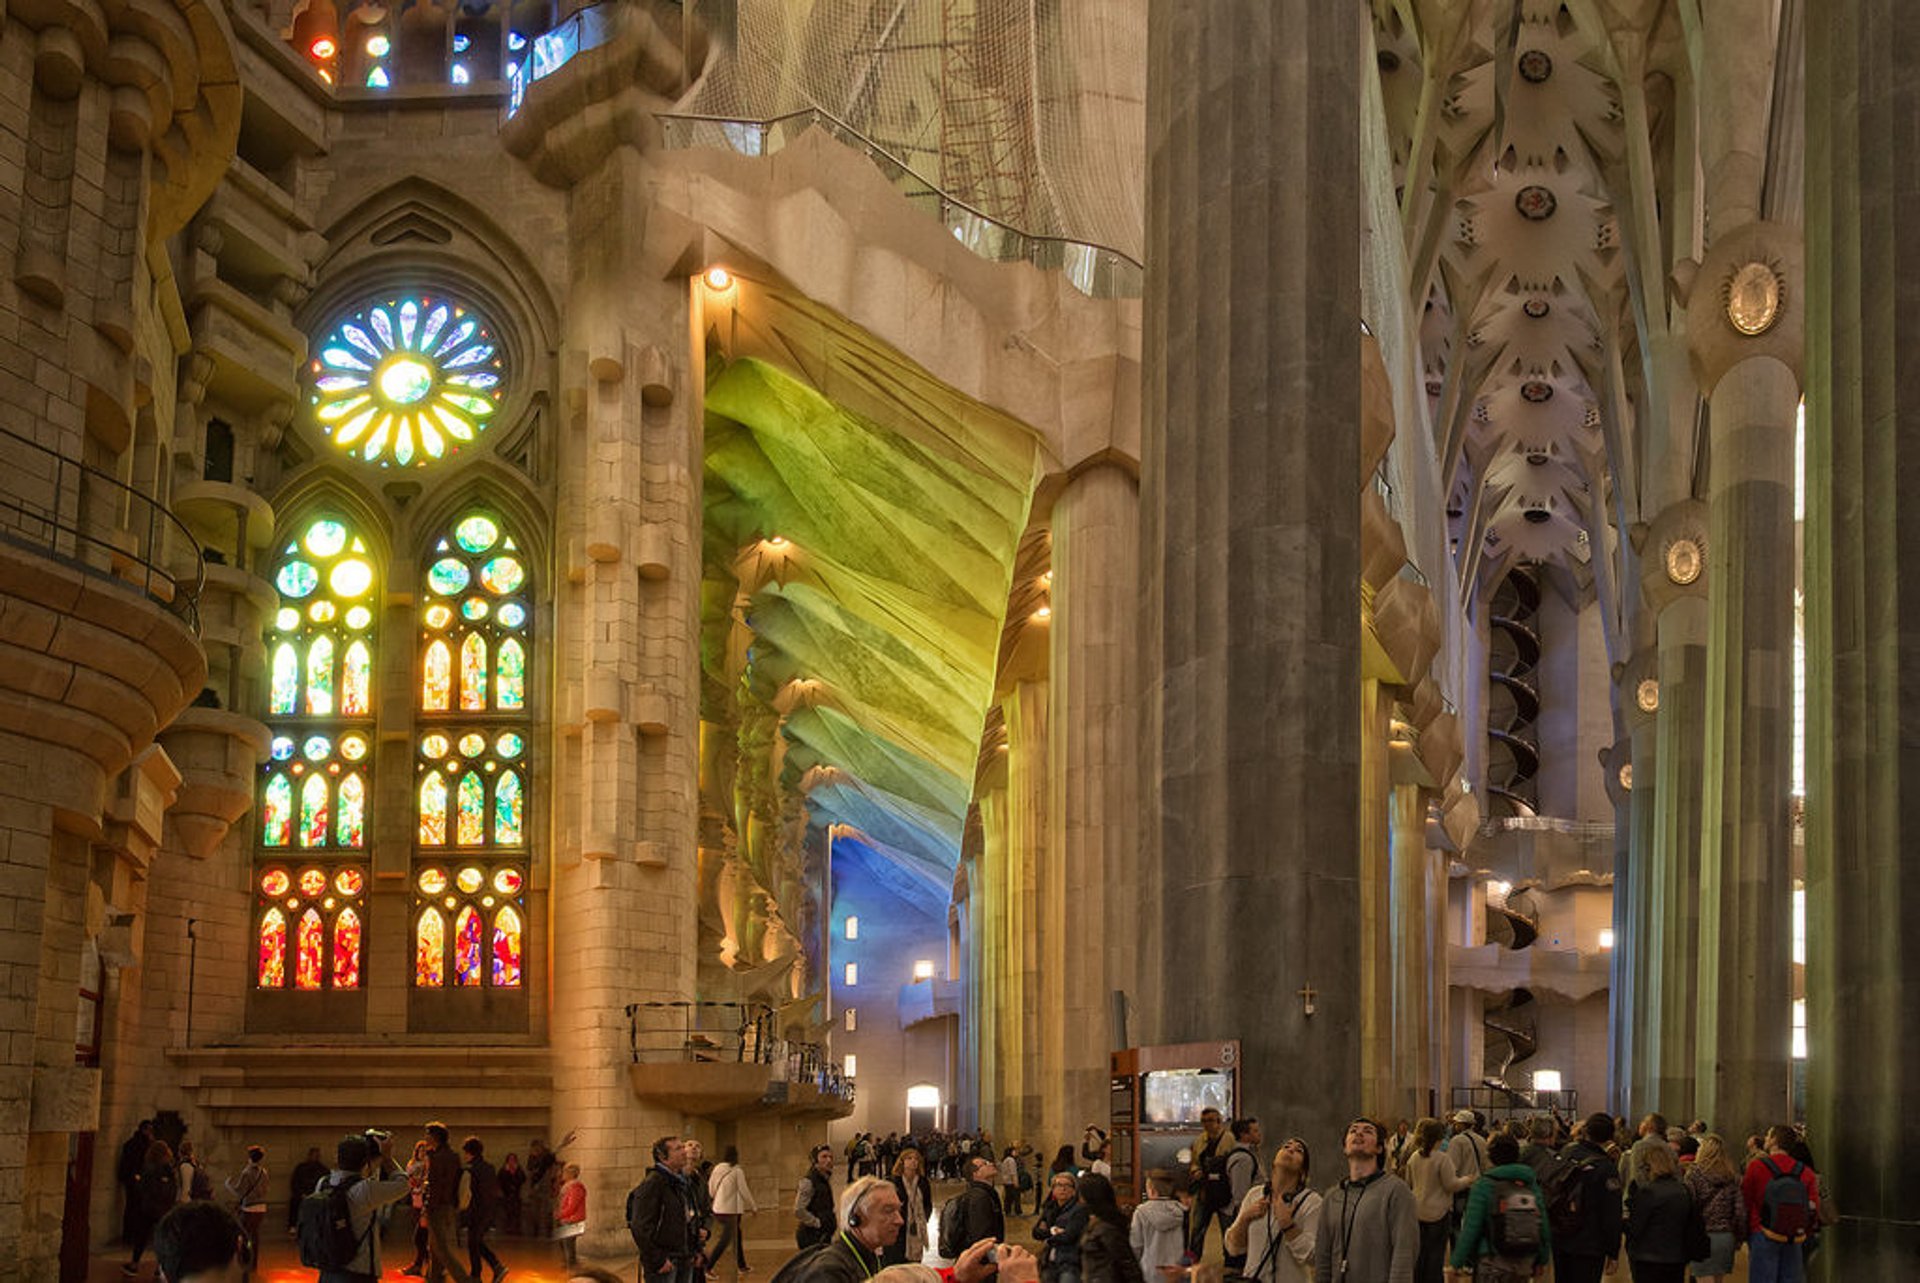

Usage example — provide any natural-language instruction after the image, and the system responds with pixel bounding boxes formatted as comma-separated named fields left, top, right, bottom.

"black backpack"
left=1757, top=1157, right=1812, bottom=1242
left=1487, top=1177, right=1543, bottom=1257
left=937, top=1191, right=968, bottom=1259
left=1197, top=1138, right=1234, bottom=1211
left=1541, top=1154, right=1597, bottom=1240
left=297, top=1177, right=366, bottom=1271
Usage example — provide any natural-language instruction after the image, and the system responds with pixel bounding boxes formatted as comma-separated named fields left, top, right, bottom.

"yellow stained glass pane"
left=460, top=633, right=488, bottom=710
left=422, top=640, right=451, bottom=711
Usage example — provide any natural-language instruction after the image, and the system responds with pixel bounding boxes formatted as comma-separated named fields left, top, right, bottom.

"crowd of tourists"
left=108, top=1105, right=1833, bottom=1283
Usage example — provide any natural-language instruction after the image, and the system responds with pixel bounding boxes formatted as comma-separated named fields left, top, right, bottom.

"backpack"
left=188, top=1166, right=214, bottom=1201
left=937, top=1191, right=969, bottom=1259
left=297, top=1177, right=367, bottom=1271
left=770, top=1241, right=829, bottom=1283
left=1197, top=1138, right=1234, bottom=1211
left=1487, top=1177, right=1543, bottom=1258
left=1541, top=1154, right=1597, bottom=1240
left=1018, top=1163, right=1034, bottom=1191
left=1757, top=1158, right=1812, bottom=1242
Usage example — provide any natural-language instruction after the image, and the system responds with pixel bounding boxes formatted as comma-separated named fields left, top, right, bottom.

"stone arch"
left=266, top=469, right=397, bottom=575
left=405, top=458, right=554, bottom=580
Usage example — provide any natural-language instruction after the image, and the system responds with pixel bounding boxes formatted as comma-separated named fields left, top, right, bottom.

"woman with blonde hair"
left=1402, top=1119, right=1470, bottom=1283
left=1681, top=1136, right=1743, bottom=1283
left=1625, top=1143, right=1693, bottom=1283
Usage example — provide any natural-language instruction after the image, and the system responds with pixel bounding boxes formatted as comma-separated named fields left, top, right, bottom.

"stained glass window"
left=492, top=906, right=523, bottom=986
left=259, top=514, right=378, bottom=994
left=308, top=294, right=506, bottom=468
left=295, top=909, right=325, bottom=989
left=416, top=909, right=446, bottom=987
left=334, top=908, right=362, bottom=989
left=454, top=906, right=483, bottom=986
left=254, top=864, right=366, bottom=990
left=258, top=908, right=286, bottom=987
left=413, top=509, right=530, bottom=990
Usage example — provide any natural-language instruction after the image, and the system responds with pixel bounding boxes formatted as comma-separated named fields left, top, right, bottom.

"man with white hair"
left=786, top=1176, right=903, bottom=1283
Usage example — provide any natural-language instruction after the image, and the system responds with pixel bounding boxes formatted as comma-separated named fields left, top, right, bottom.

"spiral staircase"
left=1487, top=568, right=1541, bottom=817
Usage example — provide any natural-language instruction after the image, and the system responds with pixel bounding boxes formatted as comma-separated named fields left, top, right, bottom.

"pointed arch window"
left=257, top=516, right=378, bottom=992
left=412, top=509, right=531, bottom=989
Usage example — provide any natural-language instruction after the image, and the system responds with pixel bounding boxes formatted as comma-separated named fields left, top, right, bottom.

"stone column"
left=1614, top=676, right=1658, bottom=1117
left=1804, top=14, right=1920, bottom=1266
left=1358, top=679, right=1393, bottom=1114
left=548, top=151, right=704, bottom=1255
left=1386, top=776, right=1430, bottom=1121
left=1000, top=680, right=1047, bottom=1142
left=1140, top=0, right=1361, bottom=1146
left=1047, top=465, right=1138, bottom=1135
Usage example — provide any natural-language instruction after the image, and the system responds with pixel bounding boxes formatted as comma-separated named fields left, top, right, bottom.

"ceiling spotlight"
left=764, top=535, right=787, bottom=548
left=1031, top=605, right=1052, bottom=621
left=704, top=266, right=733, bottom=290
left=1039, top=570, right=1053, bottom=587
left=310, top=34, right=338, bottom=58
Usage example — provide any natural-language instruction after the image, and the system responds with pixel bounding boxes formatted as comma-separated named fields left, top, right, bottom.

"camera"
left=984, top=1247, right=998, bottom=1265
left=363, top=1128, right=392, bottom=1148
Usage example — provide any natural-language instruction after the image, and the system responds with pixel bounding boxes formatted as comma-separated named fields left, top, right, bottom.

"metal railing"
left=623, top=999, right=855, bottom=1104
left=655, top=109, right=1144, bottom=299
left=1450, top=1083, right=1580, bottom=1124
left=0, top=426, right=203, bottom=632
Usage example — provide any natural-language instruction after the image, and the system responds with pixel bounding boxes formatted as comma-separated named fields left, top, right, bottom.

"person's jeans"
left=238, top=1210, right=265, bottom=1281
left=424, top=1206, right=475, bottom=1283
left=467, top=1221, right=504, bottom=1280
left=709, top=1213, right=749, bottom=1269
left=644, top=1259, right=697, bottom=1283
left=1748, top=1233, right=1805, bottom=1283
left=1414, top=1217, right=1449, bottom=1283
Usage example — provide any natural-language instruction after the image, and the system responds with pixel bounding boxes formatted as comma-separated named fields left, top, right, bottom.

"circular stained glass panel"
left=458, top=733, right=487, bottom=757
left=277, top=562, right=319, bottom=598
left=305, top=521, right=348, bottom=557
left=271, top=736, right=295, bottom=761
left=308, top=602, right=337, bottom=623
left=418, top=867, right=449, bottom=895
left=456, top=867, right=484, bottom=893
left=261, top=869, right=291, bottom=897
left=421, top=734, right=451, bottom=758
left=275, top=607, right=300, bottom=630
left=424, top=604, right=454, bottom=628
left=331, top=558, right=374, bottom=598
left=461, top=598, right=490, bottom=621
left=495, top=732, right=524, bottom=759
left=480, top=557, right=525, bottom=594
left=494, top=868, right=524, bottom=895
left=299, top=868, right=327, bottom=897
left=428, top=559, right=470, bottom=595
left=497, top=603, right=527, bottom=629
left=335, top=868, right=365, bottom=896
left=340, top=735, right=368, bottom=761
left=346, top=605, right=373, bottom=630
left=303, top=735, right=332, bottom=761
left=309, top=295, right=505, bottom=469
left=456, top=516, right=500, bottom=553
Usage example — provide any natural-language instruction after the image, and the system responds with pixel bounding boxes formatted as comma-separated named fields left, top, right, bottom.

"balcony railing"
left=0, top=426, right=203, bottom=631
left=625, top=999, right=854, bottom=1105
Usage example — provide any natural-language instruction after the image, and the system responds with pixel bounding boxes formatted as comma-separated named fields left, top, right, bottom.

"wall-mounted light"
left=1487, top=879, right=1512, bottom=904
left=1532, top=1069, right=1563, bottom=1093
left=1039, top=570, right=1053, bottom=588
left=1598, top=928, right=1615, bottom=950
left=1031, top=605, right=1052, bottom=621
left=764, top=534, right=787, bottom=548
left=912, top=960, right=935, bottom=981
left=704, top=266, right=734, bottom=290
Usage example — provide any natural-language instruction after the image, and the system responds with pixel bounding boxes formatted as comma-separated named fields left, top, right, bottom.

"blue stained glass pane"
left=270, top=736, right=295, bottom=761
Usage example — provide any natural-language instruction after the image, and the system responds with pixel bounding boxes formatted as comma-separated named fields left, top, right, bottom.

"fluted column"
left=1141, top=0, right=1361, bottom=1149
left=1048, top=466, right=1138, bottom=1138
left=1002, top=681, right=1047, bottom=1143
left=1805, top=9, right=1920, bottom=1271
left=1387, top=777, right=1431, bottom=1121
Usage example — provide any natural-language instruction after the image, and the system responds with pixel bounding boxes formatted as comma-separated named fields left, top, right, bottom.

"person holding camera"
left=315, top=1132, right=413, bottom=1283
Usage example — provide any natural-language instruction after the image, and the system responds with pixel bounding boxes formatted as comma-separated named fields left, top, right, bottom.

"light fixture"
left=1487, top=879, right=1511, bottom=904
left=1531, top=1069, right=1563, bottom=1094
left=704, top=266, right=733, bottom=290
left=1599, top=928, right=1616, bottom=950
left=310, top=34, right=338, bottom=58
left=1031, top=605, right=1052, bottom=621
left=1039, top=570, right=1053, bottom=587
left=912, top=960, right=936, bottom=981
left=765, top=534, right=787, bottom=548
left=366, top=33, right=390, bottom=55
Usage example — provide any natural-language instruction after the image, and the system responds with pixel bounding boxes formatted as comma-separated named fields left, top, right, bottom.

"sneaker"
left=121, top=1267, right=139, bottom=1277
left=492, top=1270, right=510, bottom=1283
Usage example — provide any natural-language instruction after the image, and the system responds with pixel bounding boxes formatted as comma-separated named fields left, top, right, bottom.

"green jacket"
left=1449, top=1163, right=1552, bottom=1269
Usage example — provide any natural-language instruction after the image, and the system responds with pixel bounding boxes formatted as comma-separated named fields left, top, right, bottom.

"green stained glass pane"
left=495, top=639, right=526, bottom=709
left=494, top=770, right=523, bottom=845
left=337, top=773, right=367, bottom=848
left=419, top=772, right=447, bottom=845
left=457, top=772, right=486, bottom=845
left=460, top=634, right=488, bottom=710
left=270, top=644, right=299, bottom=715
left=262, top=775, right=293, bottom=846
left=497, top=603, right=526, bottom=629
left=427, top=559, right=470, bottom=595
left=306, top=637, right=334, bottom=715
left=277, top=561, right=319, bottom=598
left=304, top=520, right=348, bottom=557
left=461, top=598, right=489, bottom=621
left=479, top=557, right=525, bottom=594
left=455, top=516, right=499, bottom=553
left=299, top=773, right=330, bottom=848
left=495, top=732, right=524, bottom=759
left=302, top=735, right=332, bottom=761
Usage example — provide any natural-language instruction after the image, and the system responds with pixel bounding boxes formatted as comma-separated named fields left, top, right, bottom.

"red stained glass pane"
left=415, top=908, right=446, bottom=987
left=333, top=907, right=362, bottom=989
left=335, top=868, right=365, bottom=896
left=454, top=906, right=482, bottom=986
left=295, top=908, right=324, bottom=989
left=258, top=908, right=286, bottom=987
left=261, top=869, right=291, bottom=897
left=491, top=904, right=522, bottom=987
left=299, top=868, right=327, bottom=898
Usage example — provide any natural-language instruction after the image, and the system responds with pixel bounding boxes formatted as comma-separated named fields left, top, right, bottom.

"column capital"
left=1638, top=498, right=1710, bottom=612
left=1683, top=220, right=1805, bottom=394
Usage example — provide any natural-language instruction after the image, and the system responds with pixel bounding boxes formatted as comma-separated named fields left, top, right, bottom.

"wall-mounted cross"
left=1298, top=984, right=1317, bottom=1016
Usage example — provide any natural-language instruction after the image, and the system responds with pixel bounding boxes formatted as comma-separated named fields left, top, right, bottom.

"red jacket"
left=1742, top=1153, right=1819, bottom=1238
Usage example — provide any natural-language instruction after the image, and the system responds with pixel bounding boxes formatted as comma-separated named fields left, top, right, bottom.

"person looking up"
left=1226, top=1136, right=1322, bottom=1283
left=315, top=1132, right=415, bottom=1283
left=1310, top=1118, right=1416, bottom=1283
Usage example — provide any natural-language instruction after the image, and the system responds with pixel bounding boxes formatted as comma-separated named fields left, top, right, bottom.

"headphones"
left=844, top=1176, right=881, bottom=1228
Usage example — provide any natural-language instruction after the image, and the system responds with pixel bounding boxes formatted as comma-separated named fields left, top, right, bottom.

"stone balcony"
left=898, top=976, right=961, bottom=1029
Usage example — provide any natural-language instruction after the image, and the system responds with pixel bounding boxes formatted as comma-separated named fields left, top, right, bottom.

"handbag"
left=555, top=1221, right=586, bottom=1240
left=1684, top=1199, right=1712, bottom=1263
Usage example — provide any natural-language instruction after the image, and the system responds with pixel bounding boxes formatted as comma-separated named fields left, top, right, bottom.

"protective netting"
left=675, top=0, right=1147, bottom=273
